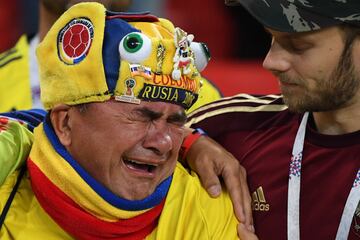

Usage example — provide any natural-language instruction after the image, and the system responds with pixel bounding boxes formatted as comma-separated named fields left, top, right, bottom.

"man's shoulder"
left=0, top=169, right=73, bottom=240
left=159, top=164, right=238, bottom=239
left=170, top=163, right=232, bottom=212
left=188, top=93, right=287, bottom=121
left=186, top=94, right=297, bottom=137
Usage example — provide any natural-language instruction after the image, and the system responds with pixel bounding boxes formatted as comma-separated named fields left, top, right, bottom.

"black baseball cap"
left=225, top=0, right=360, bottom=32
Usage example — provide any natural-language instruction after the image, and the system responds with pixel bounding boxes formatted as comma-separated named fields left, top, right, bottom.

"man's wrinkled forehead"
left=133, top=104, right=187, bottom=122
left=105, top=99, right=186, bottom=119
left=118, top=102, right=187, bottom=127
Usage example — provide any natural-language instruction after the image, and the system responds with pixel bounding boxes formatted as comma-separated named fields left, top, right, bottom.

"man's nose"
left=262, top=40, right=291, bottom=75
left=143, top=121, right=173, bottom=156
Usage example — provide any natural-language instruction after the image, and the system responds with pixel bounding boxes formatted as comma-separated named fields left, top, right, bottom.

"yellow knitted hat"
left=37, top=2, right=210, bottom=110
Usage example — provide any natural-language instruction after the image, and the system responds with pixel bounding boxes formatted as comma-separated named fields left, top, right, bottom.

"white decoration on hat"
left=172, top=27, right=195, bottom=80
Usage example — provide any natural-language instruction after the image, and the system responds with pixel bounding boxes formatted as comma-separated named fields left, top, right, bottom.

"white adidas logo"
left=252, top=186, right=270, bottom=211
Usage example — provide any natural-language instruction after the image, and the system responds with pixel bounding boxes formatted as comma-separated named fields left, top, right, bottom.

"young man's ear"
left=50, top=104, right=72, bottom=146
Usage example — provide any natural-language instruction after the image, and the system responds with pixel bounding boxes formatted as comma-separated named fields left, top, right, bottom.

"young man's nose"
left=262, top=40, right=291, bottom=75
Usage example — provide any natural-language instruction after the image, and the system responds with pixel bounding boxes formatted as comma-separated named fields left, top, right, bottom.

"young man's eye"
left=291, top=45, right=306, bottom=53
left=289, top=41, right=312, bottom=53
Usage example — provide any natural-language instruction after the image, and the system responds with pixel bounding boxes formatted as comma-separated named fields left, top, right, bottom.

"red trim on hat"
left=106, top=14, right=159, bottom=22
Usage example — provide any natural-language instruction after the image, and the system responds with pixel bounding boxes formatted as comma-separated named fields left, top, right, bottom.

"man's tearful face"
left=66, top=100, right=187, bottom=200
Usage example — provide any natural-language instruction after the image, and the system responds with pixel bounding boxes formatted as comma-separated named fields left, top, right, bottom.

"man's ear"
left=50, top=104, right=72, bottom=146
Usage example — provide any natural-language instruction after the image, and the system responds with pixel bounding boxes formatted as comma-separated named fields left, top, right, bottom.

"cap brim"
left=230, top=0, right=341, bottom=33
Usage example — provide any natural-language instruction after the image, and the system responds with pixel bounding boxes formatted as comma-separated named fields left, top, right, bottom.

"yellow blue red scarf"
left=27, top=119, right=171, bottom=239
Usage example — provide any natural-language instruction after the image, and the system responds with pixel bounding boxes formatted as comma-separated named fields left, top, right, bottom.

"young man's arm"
left=180, top=128, right=254, bottom=232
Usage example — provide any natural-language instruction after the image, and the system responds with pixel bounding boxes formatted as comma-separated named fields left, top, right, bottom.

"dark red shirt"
left=188, top=94, right=360, bottom=240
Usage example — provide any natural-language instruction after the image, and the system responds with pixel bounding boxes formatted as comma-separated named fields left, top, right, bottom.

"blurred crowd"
left=0, top=0, right=270, bottom=59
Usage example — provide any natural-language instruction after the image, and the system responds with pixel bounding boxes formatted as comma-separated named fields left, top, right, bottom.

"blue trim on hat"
left=43, top=118, right=172, bottom=211
left=103, top=17, right=140, bottom=93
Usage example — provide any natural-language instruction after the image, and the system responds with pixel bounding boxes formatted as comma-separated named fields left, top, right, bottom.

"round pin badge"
left=57, top=18, right=94, bottom=65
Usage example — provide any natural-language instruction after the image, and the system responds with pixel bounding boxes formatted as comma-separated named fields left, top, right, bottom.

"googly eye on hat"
left=119, top=32, right=152, bottom=63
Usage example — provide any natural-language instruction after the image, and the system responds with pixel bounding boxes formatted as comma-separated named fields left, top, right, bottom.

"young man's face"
left=64, top=100, right=186, bottom=200
left=263, top=26, right=360, bottom=113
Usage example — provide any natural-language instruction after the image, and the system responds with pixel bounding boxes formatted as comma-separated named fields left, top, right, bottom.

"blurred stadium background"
left=0, top=0, right=279, bottom=96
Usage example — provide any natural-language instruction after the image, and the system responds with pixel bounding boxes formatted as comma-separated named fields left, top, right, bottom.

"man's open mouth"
left=123, top=158, right=157, bottom=173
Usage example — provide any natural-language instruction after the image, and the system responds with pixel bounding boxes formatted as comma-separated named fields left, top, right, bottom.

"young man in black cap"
left=184, top=0, right=360, bottom=239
